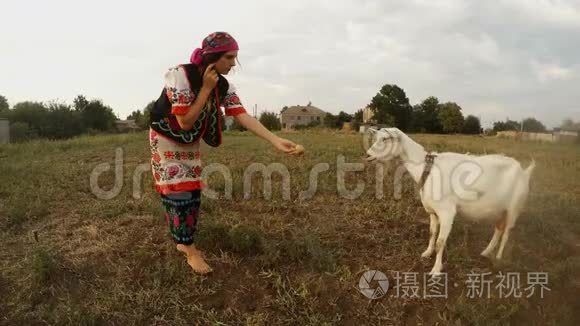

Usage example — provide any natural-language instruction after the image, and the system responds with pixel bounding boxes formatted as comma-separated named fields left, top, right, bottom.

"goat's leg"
left=429, top=207, right=456, bottom=275
left=496, top=227, right=512, bottom=260
left=496, top=185, right=529, bottom=260
left=421, top=214, right=439, bottom=258
left=481, top=213, right=506, bottom=258
left=496, top=209, right=519, bottom=259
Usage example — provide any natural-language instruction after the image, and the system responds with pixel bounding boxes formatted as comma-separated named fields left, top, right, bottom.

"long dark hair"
left=199, top=52, right=226, bottom=71
left=198, top=51, right=241, bottom=73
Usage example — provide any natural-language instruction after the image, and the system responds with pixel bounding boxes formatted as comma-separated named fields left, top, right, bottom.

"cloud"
left=0, top=0, right=578, bottom=128
left=531, top=61, right=575, bottom=82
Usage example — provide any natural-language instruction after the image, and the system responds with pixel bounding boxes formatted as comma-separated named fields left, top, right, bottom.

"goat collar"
left=419, top=153, right=437, bottom=189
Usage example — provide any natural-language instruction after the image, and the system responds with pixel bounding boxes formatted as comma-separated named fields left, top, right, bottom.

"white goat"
left=365, top=128, right=535, bottom=275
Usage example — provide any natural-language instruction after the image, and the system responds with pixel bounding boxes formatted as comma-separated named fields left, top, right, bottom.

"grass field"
left=0, top=130, right=579, bottom=325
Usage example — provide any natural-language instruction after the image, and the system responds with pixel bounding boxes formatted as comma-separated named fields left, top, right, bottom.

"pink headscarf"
left=190, top=32, right=239, bottom=65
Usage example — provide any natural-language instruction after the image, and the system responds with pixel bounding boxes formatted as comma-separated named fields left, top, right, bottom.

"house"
left=358, top=106, right=380, bottom=133
left=554, top=126, right=579, bottom=143
left=115, top=119, right=140, bottom=133
left=280, top=103, right=327, bottom=129
left=362, top=106, right=375, bottom=123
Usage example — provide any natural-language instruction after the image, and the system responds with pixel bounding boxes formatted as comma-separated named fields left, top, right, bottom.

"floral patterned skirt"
left=149, top=128, right=204, bottom=195
left=161, top=190, right=201, bottom=245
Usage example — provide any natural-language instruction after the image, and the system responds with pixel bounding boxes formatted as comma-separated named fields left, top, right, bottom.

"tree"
left=11, top=101, right=86, bottom=139
left=352, top=109, right=363, bottom=132
left=419, top=97, right=442, bottom=133
left=72, top=95, right=117, bottom=132
left=463, top=115, right=482, bottom=134
left=259, top=111, right=281, bottom=131
left=127, top=110, right=143, bottom=121
left=437, top=102, right=464, bottom=134
left=10, top=101, right=51, bottom=136
left=9, top=122, right=38, bottom=142
left=73, top=95, right=89, bottom=112
left=493, top=119, right=520, bottom=132
left=522, top=117, right=546, bottom=132
left=323, top=113, right=337, bottom=129
left=45, top=101, right=84, bottom=139
left=409, top=104, right=426, bottom=133
left=80, top=99, right=117, bottom=131
left=323, top=113, right=345, bottom=129
left=561, top=118, right=580, bottom=131
left=7, top=95, right=119, bottom=141
left=127, top=110, right=144, bottom=129
left=369, top=84, right=412, bottom=131
left=561, top=118, right=574, bottom=129
left=142, top=101, right=155, bottom=129
left=335, top=111, right=353, bottom=129
left=322, top=111, right=354, bottom=129
left=0, top=95, right=9, bottom=117
left=337, top=111, right=352, bottom=123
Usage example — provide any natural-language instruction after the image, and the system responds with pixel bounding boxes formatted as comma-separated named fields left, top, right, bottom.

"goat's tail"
left=524, top=158, right=536, bottom=177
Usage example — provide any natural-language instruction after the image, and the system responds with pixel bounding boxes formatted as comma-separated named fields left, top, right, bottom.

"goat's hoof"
left=421, top=250, right=433, bottom=258
left=428, top=271, right=443, bottom=277
left=480, top=251, right=492, bottom=259
left=428, top=268, right=443, bottom=277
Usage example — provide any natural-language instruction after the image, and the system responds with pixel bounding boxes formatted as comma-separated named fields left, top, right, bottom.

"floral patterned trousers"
left=160, top=190, right=201, bottom=245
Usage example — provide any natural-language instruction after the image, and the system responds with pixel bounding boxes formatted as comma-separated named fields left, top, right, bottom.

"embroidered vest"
left=149, top=64, right=228, bottom=146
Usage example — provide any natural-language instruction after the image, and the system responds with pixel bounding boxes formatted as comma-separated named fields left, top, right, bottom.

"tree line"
left=255, top=84, right=550, bottom=135
left=0, top=84, right=562, bottom=142
left=0, top=95, right=118, bottom=142
left=360, top=84, right=551, bottom=134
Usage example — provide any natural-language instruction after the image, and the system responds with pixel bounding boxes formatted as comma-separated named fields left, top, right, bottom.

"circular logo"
left=358, top=270, right=389, bottom=299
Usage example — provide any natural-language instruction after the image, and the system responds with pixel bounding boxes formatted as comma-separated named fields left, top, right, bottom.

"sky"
left=1, top=0, right=579, bottom=129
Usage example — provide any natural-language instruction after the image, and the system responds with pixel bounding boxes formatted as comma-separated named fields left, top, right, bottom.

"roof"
left=281, top=105, right=327, bottom=116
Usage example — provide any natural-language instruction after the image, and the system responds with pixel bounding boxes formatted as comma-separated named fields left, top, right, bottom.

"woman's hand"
left=232, top=114, right=303, bottom=156
left=202, top=63, right=218, bottom=90
left=271, top=137, right=298, bottom=155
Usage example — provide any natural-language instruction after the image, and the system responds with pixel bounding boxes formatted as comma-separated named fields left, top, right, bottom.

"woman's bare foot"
left=176, top=244, right=213, bottom=274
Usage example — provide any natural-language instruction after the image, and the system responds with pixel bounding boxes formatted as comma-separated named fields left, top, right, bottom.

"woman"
left=149, top=32, right=298, bottom=274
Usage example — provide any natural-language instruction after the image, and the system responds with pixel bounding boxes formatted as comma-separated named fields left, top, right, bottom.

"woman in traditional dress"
left=149, top=32, right=298, bottom=274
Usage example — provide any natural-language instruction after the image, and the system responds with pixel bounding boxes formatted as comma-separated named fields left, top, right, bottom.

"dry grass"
left=0, top=130, right=579, bottom=325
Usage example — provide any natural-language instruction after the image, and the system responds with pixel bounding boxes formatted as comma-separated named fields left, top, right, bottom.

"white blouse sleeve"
left=223, top=82, right=247, bottom=116
left=164, top=65, right=195, bottom=115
